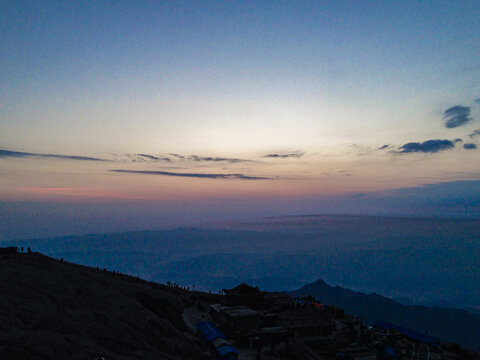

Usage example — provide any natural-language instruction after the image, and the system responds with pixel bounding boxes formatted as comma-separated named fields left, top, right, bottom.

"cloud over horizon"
left=1, top=149, right=255, bottom=165
left=469, top=129, right=480, bottom=138
left=187, top=155, right=249, bottom=163
left=135, top=154, right=171, bottom=162
left=464, top=143, right=477, bottom=150
left=443, top=105, right=472, bottom=128
left=395, top=139, right=455, bottom=154
left=0, top=149, right=106, bottom=162
left=110, top=169, right=270, bottom=180
left=378, top=145, right=392, bottom=150
left=263, top=151, right=305, bottom=159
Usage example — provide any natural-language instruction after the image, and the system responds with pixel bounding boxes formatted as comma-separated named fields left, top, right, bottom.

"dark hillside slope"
left=291, top=279, right=480, bottom=352
left=0, top=252, right=209, bottom=360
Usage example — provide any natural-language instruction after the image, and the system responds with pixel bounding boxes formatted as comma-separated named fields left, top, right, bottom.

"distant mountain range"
left=4, top=215, right=480, bottom=307
left=291, top=278, right=480, bottom=352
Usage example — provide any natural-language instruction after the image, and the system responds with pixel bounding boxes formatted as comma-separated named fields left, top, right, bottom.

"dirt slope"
left=0, top=252, right=211, bottom=360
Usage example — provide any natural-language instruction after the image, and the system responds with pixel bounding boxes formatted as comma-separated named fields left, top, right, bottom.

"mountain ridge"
left=291, top=278, right=480, bottom=351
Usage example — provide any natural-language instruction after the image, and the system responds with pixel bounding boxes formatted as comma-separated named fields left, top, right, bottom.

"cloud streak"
left=129, top=153, right=250, bottom=163
left=443, top=105, right=472, bottom=128
left=395, top=139, right=455, bottom=154
left=113, top=153, right=171, bottom=163
left=169, top=153, right=185, bottom=159
left=469, top=129, right=480, bottom=138
left=110, top=169, right=271, bottom=180
left=263, top=151, right=305, bottom=159
left=463, top=143, right=477, bottom=150
left=0, top=149, right=106, bottom=161
left=135, top=154, right=171, bottom=162
left=187, top=155, right=249, bottom=163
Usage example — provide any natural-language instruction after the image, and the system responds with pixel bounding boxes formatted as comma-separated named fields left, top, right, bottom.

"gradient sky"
left=1, top=1, right=480, bottom=237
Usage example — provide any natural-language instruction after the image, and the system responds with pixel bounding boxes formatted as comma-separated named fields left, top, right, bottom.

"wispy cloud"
left=169, top=153, right=185, bottom=159
left=464, top=143, right=477, bottom=150
left=1, top=149, right=251, bottom=165
left=187, top=155, right=249, bottom=163
left=337, top=170, right=352, bottom=176
left=144, top=153, right=251, bottom=163
left=350, top=193, right=368, bottom=198
left=0, top=149, right=106, bottom=161
left=350, top=144, right=378, bottom=156
left=135, top=154, right=171, bottom=162
left=395, top=139, right=455, bottom=154
left=112, top=153, right=171, bottom=163
left=263, top=150, right=305, bottom=159
left=110, top=169, right=271, bottom=180
left=443, top=105, right=472, bottom=128
left=469, top=129, right=480, bottom=138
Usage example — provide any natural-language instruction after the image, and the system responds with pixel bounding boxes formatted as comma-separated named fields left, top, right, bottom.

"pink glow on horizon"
left=18, top=187, right=152, bottom=200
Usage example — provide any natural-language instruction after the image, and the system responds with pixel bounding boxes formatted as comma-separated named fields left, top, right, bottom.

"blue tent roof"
left=216, top=345, right=238, bottom=356
left=385, top=345, right=396, bottom=358
left=196, top=321, right=227, bottom=341
left=374, top=321, right=441, bottom=347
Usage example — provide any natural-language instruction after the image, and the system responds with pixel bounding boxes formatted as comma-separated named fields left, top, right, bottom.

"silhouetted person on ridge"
left=27, top=247, right=31, bottom=254
left=21, top=247, right=23, bottom=253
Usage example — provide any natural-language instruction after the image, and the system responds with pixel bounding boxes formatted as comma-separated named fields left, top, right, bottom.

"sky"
left=1, top=1, right=480, bottom=238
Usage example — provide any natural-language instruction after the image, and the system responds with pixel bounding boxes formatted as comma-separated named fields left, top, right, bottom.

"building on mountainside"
left=211, top=337, right=231, bottom=349
left=253, top=326, right=290, bottom=347
left=215, top=345, right=238, bottom=360
left=336, top=344, right=377, bottom=360
left=324, top=305, right=345, bottom=319
left=263, top=292, right=292, bottom=311
left=196, top=321, right=227, bottom=342
left=280, top=307, right=336, bottom=339
left=203, top=283, right=480, bottom=360
left=219, top=305, right=262, bottom=336
left=223, top=283, right=292, bottom=310
left=196, top=321, right=239, bottom=360
left=223, top=283, right=270, bottom=309
left=372, top=321, right=444, bottom=360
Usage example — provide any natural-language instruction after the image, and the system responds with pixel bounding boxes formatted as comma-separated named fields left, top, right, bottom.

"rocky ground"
left=0, top=252, right=216, bottom=359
